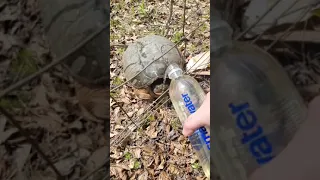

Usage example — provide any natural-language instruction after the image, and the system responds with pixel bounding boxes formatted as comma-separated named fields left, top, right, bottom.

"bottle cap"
left=166, top=63, right=183, bottom=79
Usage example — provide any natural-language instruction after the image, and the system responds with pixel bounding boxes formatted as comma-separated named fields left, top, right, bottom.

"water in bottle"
left=210, top=8, right=308, bottom=180
left=166, top=63, right=210, bottom=178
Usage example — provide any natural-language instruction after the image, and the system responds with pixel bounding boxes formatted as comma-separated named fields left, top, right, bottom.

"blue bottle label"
left=229, top=102, right=274, bottom=165
left=182, top=93, right=210, bottom=151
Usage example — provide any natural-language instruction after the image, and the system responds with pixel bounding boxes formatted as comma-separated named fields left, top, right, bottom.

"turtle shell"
left=38, top=0, right=109, bottom=88
left=123, top=35, right=184, bottom=89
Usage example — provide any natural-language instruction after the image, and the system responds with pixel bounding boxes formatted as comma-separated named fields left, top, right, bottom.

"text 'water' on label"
left=182, top=93, right=210, bottom=150
left=229, top=102, right=274, bottom=165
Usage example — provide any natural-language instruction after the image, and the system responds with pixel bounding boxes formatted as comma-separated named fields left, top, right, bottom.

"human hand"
left=182, top=92, right=210, bottom=136
left=249, top=96, right=320, bottom=180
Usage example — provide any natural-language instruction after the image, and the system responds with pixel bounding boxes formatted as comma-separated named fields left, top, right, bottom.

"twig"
left=110, top=43, right=128, bottom=48
left=182, top=0, right=187, bottom=58
left=266, top=6, right=312, bottom=51
left=251, top=0, right=301, bottom=44
left=235, top=0, right=282, bottom=40
left=165, top=0, right=174, bottom=37
left=0, top=22, right=109, bottom=99
left=0, top=107, right=64, bottom=180
left=190, top=71, right=210, bottom=76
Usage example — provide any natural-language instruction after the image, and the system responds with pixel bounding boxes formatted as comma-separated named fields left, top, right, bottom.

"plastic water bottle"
left=210, top=8, right=308, bottom=180
left=166, top=63, right=210, bottom=178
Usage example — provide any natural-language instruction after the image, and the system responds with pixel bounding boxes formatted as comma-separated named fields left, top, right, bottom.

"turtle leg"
left=134, top=87, right=155, bottom=100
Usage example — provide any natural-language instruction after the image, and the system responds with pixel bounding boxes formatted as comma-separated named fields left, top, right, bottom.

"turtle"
left=123, top=35, right=184, bottom=99
left=38, top=0, right=109, bottom=137
left=38, top=0, right=109, bottom=88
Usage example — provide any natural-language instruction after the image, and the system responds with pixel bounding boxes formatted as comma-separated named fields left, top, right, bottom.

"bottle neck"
left=168, top=69, right=183, bottom=79
left=211, top=9, right=233, bottom=58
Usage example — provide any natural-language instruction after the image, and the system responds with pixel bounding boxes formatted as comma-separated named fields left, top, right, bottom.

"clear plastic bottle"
left=166, top=63, right=210, bottom=178
left=211, top=8, right=308, bottom=180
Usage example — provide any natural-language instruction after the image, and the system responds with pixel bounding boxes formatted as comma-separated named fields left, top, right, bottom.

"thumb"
left=182, top=107, right=209, bottom=136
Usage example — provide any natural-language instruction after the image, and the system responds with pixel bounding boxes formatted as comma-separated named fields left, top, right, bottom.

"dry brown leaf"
left=30, top=171, right=56, bottom=180
left=157, top=155, right=165, bottom=170
left=110, top=165, right=128, bottom=179
left=0, top=116, right=18, bottom=144
left=26, top=111, right=64, bottom=133
left=14, top=144, right=31, bottom=171
left=154, top=155, right=160, bottom=166
left=76, top=134, right=92, bottom=149
left=79, top=105, right=101, bottom=122
left=145, top=126, right=158, bottom=139
left=85, top=146, right=108, bottom=171
left=168, top=164, right=180, bottom=175
left=129, top=158, right=136, bottom=169
left=69, top=120, right=83, bottom=130
left=29, top=84, right=49, bottom=107
left=77, top=148, right=91, bottom=160
left=137, top=171, right=148, bottom=180
left=142, top=146, right=154, bottom=156
left=137, top=108, right=144, bottom=116
left=159, top=171, right=171, bottom=180
left=76, top=84, right=109, bottom=120
left=51, top=157, right=77, bottom=176
left=110, top=149, right=123, bottom=160
left=133, top=148, right=141, bottom=159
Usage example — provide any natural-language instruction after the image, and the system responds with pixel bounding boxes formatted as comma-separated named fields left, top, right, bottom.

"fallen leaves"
left=118, top=0, right=209, bottom=178
left=145, top=121, right=158, bottom=139
left=85, top=146, right=108, bottom=172
left=0, top=1, right=111, bottom=180
left=51, top=157, right=77, bottom=176
left=14, top=144, right=31, bottom=171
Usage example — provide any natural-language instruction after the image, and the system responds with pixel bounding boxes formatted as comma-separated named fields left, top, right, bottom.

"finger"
left=249, top=96, right=320, bottom=180
left=183, top=111, right=209, bottom=136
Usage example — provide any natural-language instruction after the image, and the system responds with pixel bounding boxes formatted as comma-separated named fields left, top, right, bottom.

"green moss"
left=147, top=114, right=155, bottom=122
left=200, top=24, right=208, bottom=32
left=111, top=19, right=121, bottom=27
left=170, top=118, right=181, bottom=131
left=11, top=49, right=38, bottom=79
left=116, top=47, right=125, bottom=55
left=0, top=97, right=22, bottom=111
left=172, top=31, right=183, bottom=44
left=139, top=0, right=147, bottom=17
left=133, top=159, right=141, bottom=169
left=110, top=91, right=119, bottom=97
left=124, top=152, right=132, bottom=160
left=190, top=44, right=197, bottom=52
left=113, top=77, right=123, bottom=86
left=191, top=162, right=200, bottom=169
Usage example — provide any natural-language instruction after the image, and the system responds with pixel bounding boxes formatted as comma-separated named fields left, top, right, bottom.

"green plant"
left=191, top=162, right=200, bottom=169
left=111, top=19, right=121, bottom=27
left=147, top=114, right=155, bottom=122
left=200, top=24, right=208, bottom=32
left=11, top=49, right=38, bottom=79
left=170, top=118, right=181, bottom=131
left=110, top=91, right=119, bottom=97
left=124, top=152, right=132, bottom=160
left=113, top=77, right=123, bottom=86
left=139, top=0, right=147, bottom=17
left=172, top=31, right=183, bottom=44
left=0, top=97, right=22, bottom=111
left=133, top=159, right=141, bottom=169
left=116, top=47, right=125, bottom=55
